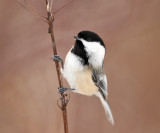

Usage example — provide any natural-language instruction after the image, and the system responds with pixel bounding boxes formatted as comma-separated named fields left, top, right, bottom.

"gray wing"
left=92, top=67, right=114, bottom=124
left=92, top=67, right=108, bottom=100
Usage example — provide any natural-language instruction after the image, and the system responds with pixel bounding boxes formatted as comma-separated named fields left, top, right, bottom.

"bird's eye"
left=86, top=38, right=92, bottom=41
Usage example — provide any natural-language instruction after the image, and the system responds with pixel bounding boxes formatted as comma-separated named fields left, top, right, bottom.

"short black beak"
left=73, top=36, right=79, bottom=40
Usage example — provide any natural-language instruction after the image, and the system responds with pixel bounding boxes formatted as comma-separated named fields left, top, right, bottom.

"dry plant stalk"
left=18, top=0, right=74, bottom=133
left=45, top=1, right=70, bottom=133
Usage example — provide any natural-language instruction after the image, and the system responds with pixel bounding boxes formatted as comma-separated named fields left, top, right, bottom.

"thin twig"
left=24, top=0, right=47, bottom=19
left=17, top=0, right=48, bottom=23
left=18, top=0, right=74, bottom=133
left=45, top=0, right=73, bottom=133
left=53, top=0, right=73, bottom=14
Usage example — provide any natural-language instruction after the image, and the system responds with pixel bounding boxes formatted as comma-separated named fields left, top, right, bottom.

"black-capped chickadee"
left=54, top=30, right=114, bottom=125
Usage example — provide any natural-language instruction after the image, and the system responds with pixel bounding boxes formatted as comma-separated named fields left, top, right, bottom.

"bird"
left=53, top=30, right=114, bottom=125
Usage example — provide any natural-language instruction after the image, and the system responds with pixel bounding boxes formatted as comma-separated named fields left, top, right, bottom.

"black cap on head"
left=77, top=30, right=105, bottom=48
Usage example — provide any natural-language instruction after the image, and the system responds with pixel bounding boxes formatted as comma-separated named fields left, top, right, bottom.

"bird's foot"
left=58, top=87, right=75, bottom=94
left=51, top=55, right=64, bottom=68
left=52, top=55, right=63, bottom=62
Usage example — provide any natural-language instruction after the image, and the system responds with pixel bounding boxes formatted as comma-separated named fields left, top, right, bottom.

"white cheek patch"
left=81, top=39, right=105, bottom=67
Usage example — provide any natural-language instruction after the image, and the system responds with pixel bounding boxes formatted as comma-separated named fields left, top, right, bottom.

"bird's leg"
left=58, top=87, right=75, bottom=94
left=51, top=55, right=64, bottom=68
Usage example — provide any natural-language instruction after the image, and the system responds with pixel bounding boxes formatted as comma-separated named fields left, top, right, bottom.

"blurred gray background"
left=0, top=0, right=160, bottom=133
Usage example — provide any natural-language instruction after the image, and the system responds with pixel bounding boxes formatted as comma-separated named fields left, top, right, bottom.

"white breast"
left=62, top=51, right=99, bottom=96
left=62, top=51, right=84, bottom=88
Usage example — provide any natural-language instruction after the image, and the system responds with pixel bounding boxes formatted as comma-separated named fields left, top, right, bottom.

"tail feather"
left=97, top=92, right=114, bottom=125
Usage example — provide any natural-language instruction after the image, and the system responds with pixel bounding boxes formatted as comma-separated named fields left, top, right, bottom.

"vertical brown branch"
left=45, top=1, right=69, bottom=133
left=18, top=0, right=73, bottom=132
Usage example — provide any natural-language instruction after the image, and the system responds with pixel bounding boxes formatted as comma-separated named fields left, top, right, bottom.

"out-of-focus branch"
left=17, top=0, right=48, bottom=23
left=53, top=0, right=73, bottom=14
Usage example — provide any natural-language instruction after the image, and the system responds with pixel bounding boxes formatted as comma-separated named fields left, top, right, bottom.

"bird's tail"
left=97, top=92, right=114, bottom=125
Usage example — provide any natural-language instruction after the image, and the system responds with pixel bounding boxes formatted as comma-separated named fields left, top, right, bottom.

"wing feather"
left=92, top=67, right=108, bottom=99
